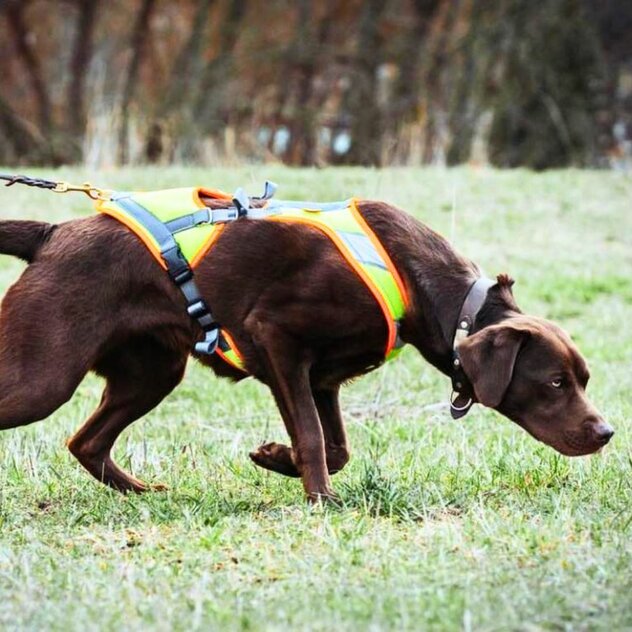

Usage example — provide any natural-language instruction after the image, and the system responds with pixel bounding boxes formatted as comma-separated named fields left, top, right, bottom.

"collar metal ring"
left=450, top=391, right=473, bottom=411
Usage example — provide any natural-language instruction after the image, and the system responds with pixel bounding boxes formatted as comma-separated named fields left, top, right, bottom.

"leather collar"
left=449, top=277, right=495, bottom=419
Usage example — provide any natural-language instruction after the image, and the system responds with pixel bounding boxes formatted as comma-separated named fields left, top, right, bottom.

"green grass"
left=0, top=167, right=630, bottom=631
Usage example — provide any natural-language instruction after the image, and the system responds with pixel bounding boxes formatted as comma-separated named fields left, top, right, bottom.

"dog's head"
left=457, top=315, right=613, bottom=455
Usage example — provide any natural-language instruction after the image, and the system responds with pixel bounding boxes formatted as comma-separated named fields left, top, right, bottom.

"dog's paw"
left=249, top=442, right=301, bottom=477
left=306, top=489, right=342, bottom=507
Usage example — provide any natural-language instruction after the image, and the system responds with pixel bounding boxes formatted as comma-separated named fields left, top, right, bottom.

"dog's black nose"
left=594, top=422, right=614, bottom=444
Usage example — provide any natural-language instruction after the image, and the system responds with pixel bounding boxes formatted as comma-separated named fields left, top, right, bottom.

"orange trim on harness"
left=195, top=187, right=232, bottom=206
left=266, top=214, right=398, bottom=356
left=98, top=204, right=168, bottom=270
left=190, top=223, right=226, bottom=269
left=216, top=329, right=247, bottom=371
left=349, top=199, right=410, bottom=309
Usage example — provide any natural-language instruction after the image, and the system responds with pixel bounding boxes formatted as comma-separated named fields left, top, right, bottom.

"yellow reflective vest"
left=97, top=188, right=409, bottom=373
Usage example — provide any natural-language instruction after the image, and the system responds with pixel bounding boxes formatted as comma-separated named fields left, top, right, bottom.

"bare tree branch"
left=118, top=0, right=157, bottom=165
left=5, top=0, right=52, bottom=134
left=66, top=0, right=98, bottom=143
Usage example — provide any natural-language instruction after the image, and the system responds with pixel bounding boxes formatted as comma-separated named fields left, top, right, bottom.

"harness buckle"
left=187, top=300, right=207, bottom=319
left=171, top=268, right=193, bottom=286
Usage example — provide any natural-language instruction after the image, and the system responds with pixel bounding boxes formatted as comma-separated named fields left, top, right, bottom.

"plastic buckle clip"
left=187, top=300, right=207, bottom=319
left=171, top=268, right=193, bottom=286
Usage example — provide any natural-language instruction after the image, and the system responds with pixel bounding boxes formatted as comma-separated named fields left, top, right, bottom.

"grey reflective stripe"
left=266, top=199, right=352, bottom=212
left=113, top=195, right=179, bottom=253
left=165, top=209, right=210, bottom=233
left=113, top=194, right=219, bottom=356
left=245, top=207, right=280, bottom=220
left=337, top=231, right=387, bottom=270
left=393, top=322, right=404, bottom=349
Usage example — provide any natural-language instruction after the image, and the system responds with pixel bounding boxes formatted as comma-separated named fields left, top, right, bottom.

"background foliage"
left=1, top=0, right=631, bottom=169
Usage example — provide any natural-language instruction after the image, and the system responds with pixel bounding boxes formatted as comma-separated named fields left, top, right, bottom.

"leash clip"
left=53, top=180, right=111, bottom=201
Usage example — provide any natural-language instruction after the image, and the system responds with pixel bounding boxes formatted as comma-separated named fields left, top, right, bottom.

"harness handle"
left=258, top=180, right=277, bottom=200
left=231, top=180, right=278, bottom=216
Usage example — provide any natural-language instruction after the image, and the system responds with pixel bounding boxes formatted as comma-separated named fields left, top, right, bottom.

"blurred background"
left=1, top=0, right=631, bottom=170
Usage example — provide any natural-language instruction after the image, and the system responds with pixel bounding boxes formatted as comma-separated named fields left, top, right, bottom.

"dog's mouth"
left=516, top=419, right=608, bottom=457
left=550, top=441, right=602, bottom=457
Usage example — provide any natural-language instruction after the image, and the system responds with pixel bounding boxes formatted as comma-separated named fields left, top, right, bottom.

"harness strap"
left=163, top=205, right=280, bottom=234
left=165, top=209, right=214, bottom=233
left=266, top=199, right=352, bottom=212
left=113, top=194, right=220, bottom=354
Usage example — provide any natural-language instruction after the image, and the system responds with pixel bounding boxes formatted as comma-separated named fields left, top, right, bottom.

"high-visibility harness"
left=95, top=183, right=409, bottom=373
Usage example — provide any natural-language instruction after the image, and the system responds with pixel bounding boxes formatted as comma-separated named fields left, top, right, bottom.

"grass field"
left=0, top=166, right=630, bottom=631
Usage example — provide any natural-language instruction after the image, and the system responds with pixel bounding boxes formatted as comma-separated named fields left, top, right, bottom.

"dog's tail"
left=0, top=220, right=56, bottom=263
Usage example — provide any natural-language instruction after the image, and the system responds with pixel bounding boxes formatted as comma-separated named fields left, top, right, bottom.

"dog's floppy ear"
left=457, top=323, right=531, bottom=408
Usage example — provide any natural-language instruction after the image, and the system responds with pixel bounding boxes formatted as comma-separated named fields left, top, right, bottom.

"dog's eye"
left=550, top=379, right=563, bottom=389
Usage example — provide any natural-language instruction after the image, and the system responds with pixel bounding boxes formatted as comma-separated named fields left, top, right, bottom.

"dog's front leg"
left=248, top=318, right=334, bottom=502
left=313, top=387, right=350, bottom=474
left=250, top=386, right=350, bottom=477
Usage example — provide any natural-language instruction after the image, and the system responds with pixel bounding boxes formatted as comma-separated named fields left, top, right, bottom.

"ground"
left=0, top=167, right=630, bottom=631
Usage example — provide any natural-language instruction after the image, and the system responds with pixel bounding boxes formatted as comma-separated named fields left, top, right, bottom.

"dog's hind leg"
left=0, top=298, right=92, bottom=431
left=250, top=387, right=350, bottom=478
left=0, top=366, right=85, bottom=431
left=67, top=339, right=186, bottom=493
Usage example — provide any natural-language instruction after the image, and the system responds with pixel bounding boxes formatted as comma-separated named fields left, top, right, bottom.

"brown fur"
left=0, top=200, right=613, bottom=501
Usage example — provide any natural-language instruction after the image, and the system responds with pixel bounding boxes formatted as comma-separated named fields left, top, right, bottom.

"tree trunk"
left=446, top=0, right=503, bottom=165
left=488, top=0, right=605, bottom=169
left=5, top=1, right=52, bottom=136
left=177, top=0, right=247, bottom=161
left=66, top=0, right=98, bottom=162
left=144, top=0, right=216, bottom=163
left=345, top=0, right=386, bottom=166
left=387, top=0, right=443, bottom=164
left=0, top=94, right=46, bottom=163
left=419, top=0, right=460, bottom=164
left=284, top=0, right=335, bottom=166
left=118, top=0, right=157, bottom=165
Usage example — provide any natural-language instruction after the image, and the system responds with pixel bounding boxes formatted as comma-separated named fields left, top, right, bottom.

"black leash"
left=0, top=173, right=111, bottom=200
left=0, top=173, right=59, bottom=190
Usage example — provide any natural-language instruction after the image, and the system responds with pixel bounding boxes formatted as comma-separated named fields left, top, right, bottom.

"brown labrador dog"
left=0, top=198, right=613, bottom=501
